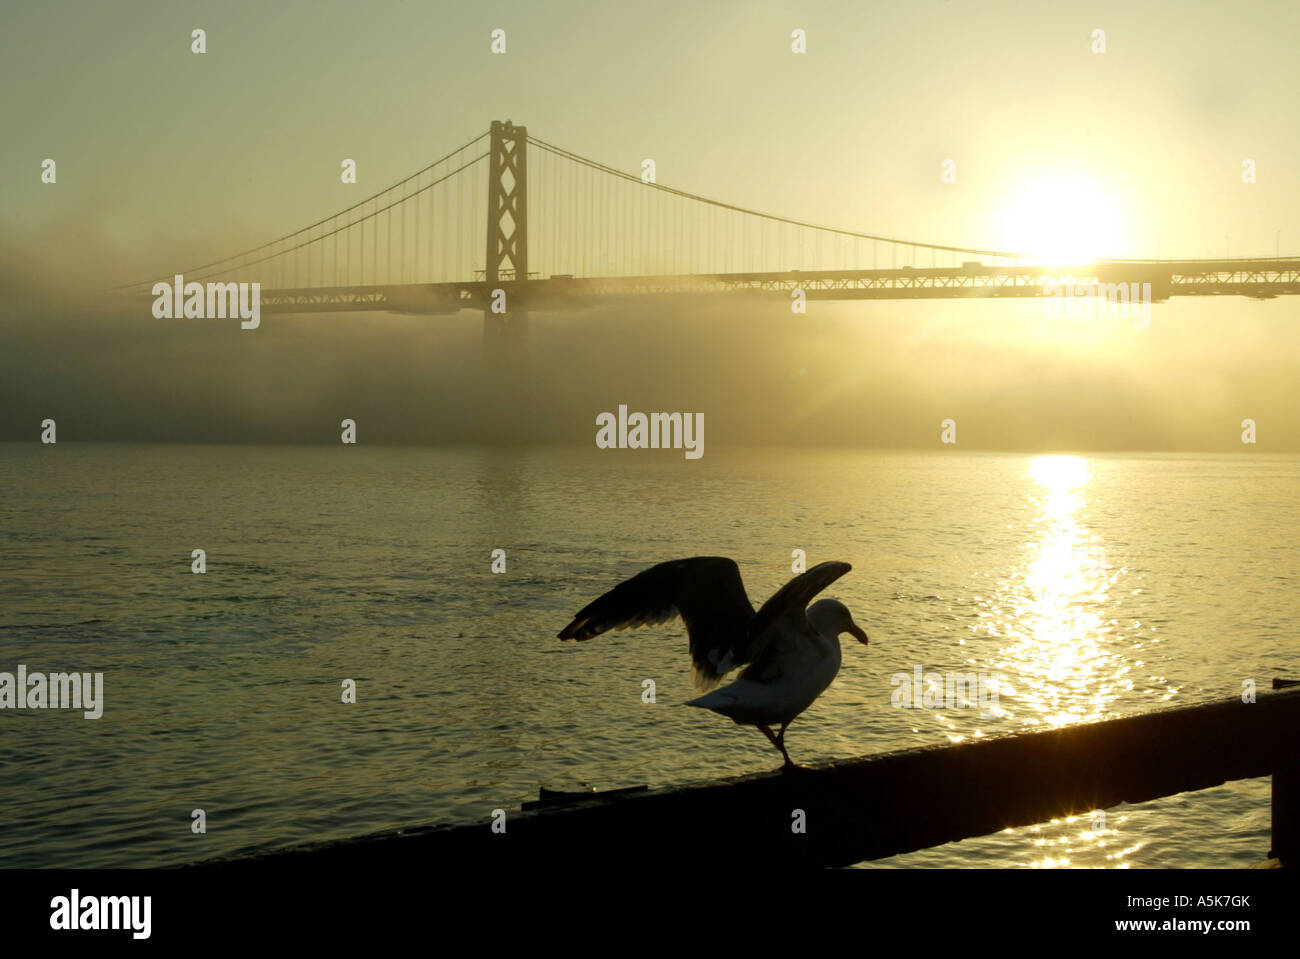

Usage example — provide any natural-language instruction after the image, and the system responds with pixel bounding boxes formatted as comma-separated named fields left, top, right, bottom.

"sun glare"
left=997, top=174, right=1129, bottom=265
left=1028, top=454, right=1091, bottom=503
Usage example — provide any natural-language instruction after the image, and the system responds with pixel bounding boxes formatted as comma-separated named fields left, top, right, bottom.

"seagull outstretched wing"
left=557, top=556, right=756, bottom=689
left=741, top=561, right=852, bottom=681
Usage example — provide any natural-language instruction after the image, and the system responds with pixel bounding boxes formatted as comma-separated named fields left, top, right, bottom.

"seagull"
left=557, top=557, right=869, bottom=769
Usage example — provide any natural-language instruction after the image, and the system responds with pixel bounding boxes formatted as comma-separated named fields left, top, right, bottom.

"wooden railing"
left=197, top=684, right=1299, bottom=870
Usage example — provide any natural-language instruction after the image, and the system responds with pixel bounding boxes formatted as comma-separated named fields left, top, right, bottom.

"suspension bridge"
left=118, top=120, right=1300, bottom=340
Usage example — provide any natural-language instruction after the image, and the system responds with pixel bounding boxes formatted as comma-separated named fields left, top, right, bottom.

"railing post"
left=1269, top=678, right=1300, bottom=865
left=1271, top=765, right=1298, bottom=865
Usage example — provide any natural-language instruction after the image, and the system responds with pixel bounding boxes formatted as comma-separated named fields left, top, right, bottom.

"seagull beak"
left=848, top=623, right=869, bottom=645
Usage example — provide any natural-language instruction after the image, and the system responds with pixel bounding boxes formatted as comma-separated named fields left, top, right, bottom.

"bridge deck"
left=239, top=258, right=1300, bottom=314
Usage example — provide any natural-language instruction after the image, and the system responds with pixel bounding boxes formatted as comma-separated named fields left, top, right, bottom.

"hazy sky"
left=2, top=0, right=1298, bottom=449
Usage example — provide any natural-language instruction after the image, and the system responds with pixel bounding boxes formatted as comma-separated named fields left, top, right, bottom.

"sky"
left=1, top=0, right=1298, bottom=449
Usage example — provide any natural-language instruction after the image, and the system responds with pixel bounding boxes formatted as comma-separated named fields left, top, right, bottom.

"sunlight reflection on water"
left=971, top=456, right=1159, bottom=866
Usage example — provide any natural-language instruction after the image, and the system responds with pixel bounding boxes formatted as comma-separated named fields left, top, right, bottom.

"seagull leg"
left=757, top=724, right=782, bottom=751
left=776, top=723, right=802, bottom=771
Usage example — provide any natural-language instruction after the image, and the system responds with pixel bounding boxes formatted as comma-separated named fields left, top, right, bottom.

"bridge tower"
left=483, top=120, right=528, bottom=346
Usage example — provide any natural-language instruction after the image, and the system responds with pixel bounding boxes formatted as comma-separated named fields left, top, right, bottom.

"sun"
left=996, top=173, right=1129, bottom=265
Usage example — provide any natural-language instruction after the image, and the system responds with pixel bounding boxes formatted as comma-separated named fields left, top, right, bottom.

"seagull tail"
left=685, top=688, right=738, bottom=715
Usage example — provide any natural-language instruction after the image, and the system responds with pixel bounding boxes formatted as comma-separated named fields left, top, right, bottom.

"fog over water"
left=2, top=242, right=1298, bottom=452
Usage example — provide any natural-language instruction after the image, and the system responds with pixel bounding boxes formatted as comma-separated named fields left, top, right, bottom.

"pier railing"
left=198, top=684, right=1299, bottom=870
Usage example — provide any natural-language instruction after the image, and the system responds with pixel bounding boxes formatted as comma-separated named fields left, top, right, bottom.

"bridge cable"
left=526, top=134, right=1029, bottom=262
left=161, top=151, right=488, bottom=288
left=111, top=131, right=489, bottom=292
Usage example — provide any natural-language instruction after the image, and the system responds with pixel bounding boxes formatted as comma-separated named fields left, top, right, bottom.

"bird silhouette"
left=558, top=557, right=869, bottom=768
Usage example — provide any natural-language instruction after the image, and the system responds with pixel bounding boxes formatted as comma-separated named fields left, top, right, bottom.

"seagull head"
left=809, top=598, right=869, bottom=646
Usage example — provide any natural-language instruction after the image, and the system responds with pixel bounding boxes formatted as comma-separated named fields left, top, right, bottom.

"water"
left=0, top=443, right=1295, bottom=868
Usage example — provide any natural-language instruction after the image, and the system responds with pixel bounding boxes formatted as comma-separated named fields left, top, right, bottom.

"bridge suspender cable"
left=138, top=151, right=489, bottom=288
left=525, top=134, right=1032, bottom=262
left=109, top=132, right=490, bottom=293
